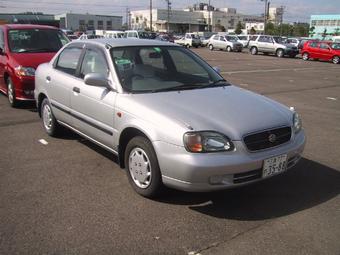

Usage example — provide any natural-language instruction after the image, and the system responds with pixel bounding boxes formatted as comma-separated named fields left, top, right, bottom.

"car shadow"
left=156, top=158, right=340, bottom=221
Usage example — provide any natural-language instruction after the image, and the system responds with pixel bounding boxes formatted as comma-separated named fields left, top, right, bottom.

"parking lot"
left=1, top=48, right=340, bottom=255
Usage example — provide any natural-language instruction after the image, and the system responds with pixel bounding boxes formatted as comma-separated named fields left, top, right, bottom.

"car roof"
left=0, top=24, right=59, bottom=30
left=69, top=38, right=179, bottom=48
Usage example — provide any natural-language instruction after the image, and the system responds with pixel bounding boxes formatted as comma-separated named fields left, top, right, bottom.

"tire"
left=302, top=52, right=309, bottom=61
left=194, top=45, right=198, bottom=48
left=332, top=55, right=340, bottom=64
left=7, top=77, right=18, bottom=107
left=276, top=49, right=284, bottom=58
left=186, top=44, right=190, bottom=48
left=226, top=46, right=232, bottom=52
left=209, top=44, right=214, bottom=51
left=250, top=47, right=258, bottom=55
left=125, top=136, right=163, bottom=198
left=41, top=98, right=60, bottom=137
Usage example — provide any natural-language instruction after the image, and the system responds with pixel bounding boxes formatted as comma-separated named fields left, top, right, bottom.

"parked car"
left=236, top=35, right=254, bottom=48
left=67, top=34, right=79, bottom=41
left=174, top=33, right=200, bottom=48
left=285, top=38, right=300, bottom=47
left=35, top=39, right=305, bottom=197
left=78, top=33, right=103, bottom=40
left=248, top=35, right=299, bottom=58
left=199, top=35, right=211, bottom=47
left=301, top=41, right=340, bottom=64
left=0, top=24, right=69, bottom=107
left=208, top=34, right=243, bottom=52
left=124, top=30, right=151, bottom=39
left=155, top=34, right=174, bottom=43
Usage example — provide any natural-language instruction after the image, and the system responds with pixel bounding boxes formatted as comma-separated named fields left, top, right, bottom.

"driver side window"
left=80, top=48, right=109, bottom=79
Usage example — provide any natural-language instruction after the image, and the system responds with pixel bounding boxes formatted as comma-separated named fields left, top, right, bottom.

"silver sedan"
left=34, top=39, right=306, bottom=197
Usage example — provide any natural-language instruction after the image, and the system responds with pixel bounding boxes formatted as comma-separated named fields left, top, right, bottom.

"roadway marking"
left=221, top=66, right=339, bottom=75
left=38, top=139, right=48, bottom=145
left=326, top=97, right=337, bottom=101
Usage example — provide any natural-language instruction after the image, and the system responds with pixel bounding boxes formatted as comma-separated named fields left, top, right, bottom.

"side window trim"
left=78, top=45, right=109, bottom=79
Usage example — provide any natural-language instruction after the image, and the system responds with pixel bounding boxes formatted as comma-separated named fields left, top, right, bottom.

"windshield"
left=273, top=36, right=285, bottom=44
left=226, top=36, right=238, bottom=42
left=111, top=46, right=227, bottom=93
left=331, top=43, right=340, bottom=50
left=8, top=29, right=69, bottom=53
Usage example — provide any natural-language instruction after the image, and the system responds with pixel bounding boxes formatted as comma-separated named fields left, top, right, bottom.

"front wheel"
left=332, top=55, right=340, bottom=64
left=250, top=47, right=258, bottom=55
left=7, top=78, right=18, bottom=107
left=226, top=46, right=232, bottom=52
left=302, top=52, right=309, bottom=61
left=41, top=98, right=61, bottom=137
left=276, top=49, right=284, bottom=58
left=125, top=136, right=163, bottom=198
left=209, top=44, right=214, bottom=51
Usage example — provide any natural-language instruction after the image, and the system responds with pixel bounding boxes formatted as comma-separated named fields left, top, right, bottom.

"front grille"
left=244, top=127, right=291, bottom=152
left=233, top=169, right=262, bottom=184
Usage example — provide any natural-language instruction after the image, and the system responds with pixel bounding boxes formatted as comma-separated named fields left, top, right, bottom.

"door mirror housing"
left=84, top=73, right=110, bottom=88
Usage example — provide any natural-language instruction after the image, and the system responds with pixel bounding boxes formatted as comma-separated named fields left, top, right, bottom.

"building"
left=130, top=3, right=262, bottom=33
left=55, top=13, right=122, bottom=32
left=0, top=12, right=58, bottom=26
left=310, top=14, right=340, bottom=39
left=245, top=22, right=265, bottom=34
left=268, top=7, right=284, bottom=25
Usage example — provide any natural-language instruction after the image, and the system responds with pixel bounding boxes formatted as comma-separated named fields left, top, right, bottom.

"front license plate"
left=263, top=154, right=287, bottom=178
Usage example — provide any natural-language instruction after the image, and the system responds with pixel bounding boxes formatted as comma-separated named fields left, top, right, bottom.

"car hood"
left=10, top=52, right=57, bottom=69
left=120, top=86, right=293, bottom=140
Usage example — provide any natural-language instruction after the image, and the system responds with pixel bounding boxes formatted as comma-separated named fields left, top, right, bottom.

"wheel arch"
left=37, top=93, right=48, bottom=117
left=118, top=127, right=150, bottom=169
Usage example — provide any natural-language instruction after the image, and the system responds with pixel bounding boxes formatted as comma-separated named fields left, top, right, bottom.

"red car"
left=0, top=24, right=69, bottom=107
left=301, top=40, right=340, bottom=64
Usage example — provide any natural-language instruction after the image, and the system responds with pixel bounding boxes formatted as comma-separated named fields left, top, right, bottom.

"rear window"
left=8, top=29, right=69, bottom=53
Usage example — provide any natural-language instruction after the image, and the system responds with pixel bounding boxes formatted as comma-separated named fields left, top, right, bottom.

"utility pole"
left=208, top=0, right=211, bottom=32
left=261, top=0, right=268, bottom=34
left=165, top=0, right=171, bottom=32
left=126, top=7, right=129, bottom=30
left=150, top=0, right=153, bottom=31
left=279, top=6, right=285, bottom=36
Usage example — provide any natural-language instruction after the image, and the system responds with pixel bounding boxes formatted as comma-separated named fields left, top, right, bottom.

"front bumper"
left=153, top=130, right=306, bottom=192
left=284, top=48, right=299, bottom=55
left=12, top=75, right=35, bottom=100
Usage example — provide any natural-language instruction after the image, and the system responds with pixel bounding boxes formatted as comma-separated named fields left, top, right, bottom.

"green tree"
left=309, top=26, right=316, bottom=37
left=322, top=28, right=327, bottom=39
left=234, top=21, right=244, bottom=35
left=334, top=28, right=340, bottom=36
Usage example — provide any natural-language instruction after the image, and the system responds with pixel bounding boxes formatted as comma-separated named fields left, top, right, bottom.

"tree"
left=334, top=28, right=340, bottom=36
left=234, top=21, right=244, bottom=35
left=322, top=28, right=327, bottom=39
left=250, top=27, right=256, bottom=34
left=215, top=24, right=226, bottom=32
left=309, top=26, right=316, bottom=38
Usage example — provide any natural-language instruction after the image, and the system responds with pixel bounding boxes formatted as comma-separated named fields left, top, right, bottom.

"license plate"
left=263, top=154, right=287, bottom=178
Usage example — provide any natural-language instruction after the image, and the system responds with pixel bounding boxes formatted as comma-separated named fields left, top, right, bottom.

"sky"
left=1, top=0, right=340, bottom=23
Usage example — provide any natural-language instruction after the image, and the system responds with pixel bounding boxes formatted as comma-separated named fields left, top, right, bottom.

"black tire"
left=332, top=55, right=340, bottom=64
left=186, top=44, right=190, bottom=48
left=194, top=45, right=199, bottom=48
left=302, top=52, right=309, bottom=61
left=276, top=49, right=284, bottom=58
left=226, top=46, right=232, bottom=52
left=41, top=98, right=60, bottom=137
left=125, top=136, right=163, bottom=198
left=7, top=77, right=18, bottom=107
left=209, top=44, right=214, bottom=51
left=250, top=47, right=258, bottom=55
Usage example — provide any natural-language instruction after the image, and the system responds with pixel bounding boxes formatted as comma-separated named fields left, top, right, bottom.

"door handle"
left=73, top=87, right=80, bottom=93
left=46, top=76, right=51, bottom=82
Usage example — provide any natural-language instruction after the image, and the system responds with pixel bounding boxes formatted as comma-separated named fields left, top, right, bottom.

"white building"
left=245, top=22, right=265, bottom=33
left=130, top=6, right=262, bottom=33
left=55, top=13, right=123, bottom=31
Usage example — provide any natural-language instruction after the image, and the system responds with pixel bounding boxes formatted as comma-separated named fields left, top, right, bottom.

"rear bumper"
left=154, top=130, right=306, bottom=192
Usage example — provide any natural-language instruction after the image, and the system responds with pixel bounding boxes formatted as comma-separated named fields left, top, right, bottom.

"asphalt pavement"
left=0, top=48, right=339, bottom=255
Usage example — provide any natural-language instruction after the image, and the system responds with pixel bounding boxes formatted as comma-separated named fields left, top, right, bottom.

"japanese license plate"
left=263, top=154, right=287, bottom=178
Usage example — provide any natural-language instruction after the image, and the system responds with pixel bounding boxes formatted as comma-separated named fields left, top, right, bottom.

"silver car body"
left=208, top=35, right=243, bottom=52
left=35, top=39, right=305, bottom=192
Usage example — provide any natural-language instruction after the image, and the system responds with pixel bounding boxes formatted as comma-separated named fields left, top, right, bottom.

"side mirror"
left=213, top=66, right=221, bottom=73
left=0, top=47, right=4, bottom=55
left=84, top=73, right=110, bottom=88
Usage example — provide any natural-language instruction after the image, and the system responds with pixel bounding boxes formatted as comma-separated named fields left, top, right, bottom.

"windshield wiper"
left=151, top=84, right=202, bottom=93
left=198, top=79, right=230, bottom=88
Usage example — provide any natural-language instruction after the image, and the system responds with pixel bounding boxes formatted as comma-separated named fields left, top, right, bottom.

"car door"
left=257, top=36, right=269, bottom=52
left=0, top=28, right=6, bottom=93
left=70, top=45, right=117, bottom=149
left=307, top=42, right=318, bottom=58
left=49, top=45, right=83, bottom=125
left=318, top=43, right=332, bottom=61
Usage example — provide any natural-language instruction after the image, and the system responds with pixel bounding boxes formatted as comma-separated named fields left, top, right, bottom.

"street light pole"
left=150, top=0, right=152, bottom=31
left=261, top=0, right=268, bottom=34
left=208, top=0, right=211, bottom=32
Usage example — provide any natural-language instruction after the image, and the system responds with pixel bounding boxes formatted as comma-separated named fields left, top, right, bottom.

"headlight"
left=293, top=112, right=302, bottom=133
left=183, top=131, right=234, bottom=153
left=15, top=66, right=36, bottom=77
